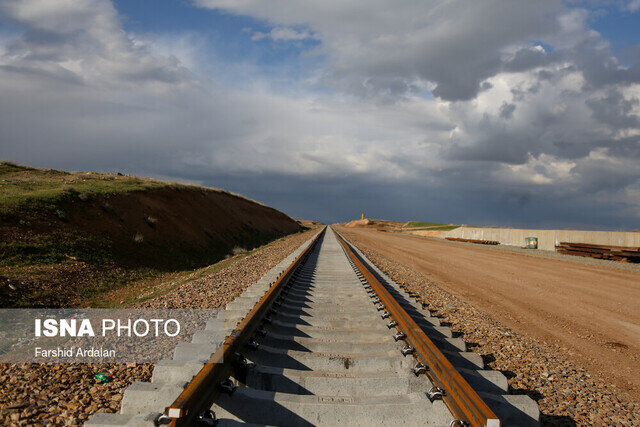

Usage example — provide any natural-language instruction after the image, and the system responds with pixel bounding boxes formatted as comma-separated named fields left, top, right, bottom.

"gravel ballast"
left=0, top=227, right=318, bottom=426
left=344, top=232, right=639, bottom=426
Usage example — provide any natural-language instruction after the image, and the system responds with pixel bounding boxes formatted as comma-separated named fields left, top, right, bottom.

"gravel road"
left=0, top=227, right=318, bottom=426
left=337, top=226, right=640, bottom=426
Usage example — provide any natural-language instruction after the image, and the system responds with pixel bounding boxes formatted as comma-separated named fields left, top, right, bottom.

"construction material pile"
left=445, top=237, right=499, bottom=245
left=556, top=242, right=640, bottom=263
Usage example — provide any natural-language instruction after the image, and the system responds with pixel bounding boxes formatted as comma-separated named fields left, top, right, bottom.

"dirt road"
left=337, top=227, right=640, bottom=403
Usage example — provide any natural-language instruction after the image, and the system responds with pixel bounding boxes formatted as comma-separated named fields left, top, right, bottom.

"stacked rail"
left=556, top=242, right=640, bottom=263
left=87, top=227, right=539, bottom=426
left=446, top=237, right=500, bottom=245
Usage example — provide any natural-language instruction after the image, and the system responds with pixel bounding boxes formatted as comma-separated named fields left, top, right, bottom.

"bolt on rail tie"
left=219, top=379, right=236, bottom=395
left=197, top=410, right=216, bottom=426
left=393, top=331, right=407, bottom=341
left=233, top=353, right=251, bottom=369
left=413, top=362, right=427, bottom=376
left=401, top=345, right=415, bottom=356
left=427, top=386, right=446, bottom=401
left=155, top=414, right=172, bottom=425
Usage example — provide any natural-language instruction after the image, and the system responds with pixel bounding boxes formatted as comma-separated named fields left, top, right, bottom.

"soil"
left=337, top=226, right=640, bottom=425
left=343, top=218, right=405, bottom=229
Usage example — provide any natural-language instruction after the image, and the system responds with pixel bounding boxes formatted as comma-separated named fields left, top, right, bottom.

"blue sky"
left=577, top=2, right=640, bottom=57
left=112, top=0, right=323, bottom=86
left=1, top=0, right=639, bottom=229
left=115, top=1, right=280, bottom=60
left=594, top=11, right=640, bottom=49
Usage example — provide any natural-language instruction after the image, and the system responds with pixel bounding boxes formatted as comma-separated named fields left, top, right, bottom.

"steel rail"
left=163, top=228, right=325, bottom=426
left=334, top=230, right=500, bottom=427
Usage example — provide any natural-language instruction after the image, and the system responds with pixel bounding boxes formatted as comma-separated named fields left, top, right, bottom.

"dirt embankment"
left=57, top=186, right=302, bottom=253
left=342, top=218, right=405, bottom=229
left=1, top=186, right=302, bottom=307
left=342, top=218, right=457, bottom=237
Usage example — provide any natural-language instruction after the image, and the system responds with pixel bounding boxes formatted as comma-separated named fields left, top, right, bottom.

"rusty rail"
left=335, top=230, right=500, bottom=427
left=163, top=228, right=325, bottom=426
left=446, top=237, right=500, bottom=245
left=556, top=241, right=640, bottom=263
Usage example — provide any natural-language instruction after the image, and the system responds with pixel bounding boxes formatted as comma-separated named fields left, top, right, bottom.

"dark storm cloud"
left=587, top=89, right=640, bottom=128
left=605, top=135, right=640, bottom=158
left=178, top=169, right=639, bottom=230
left=503, top=47, right=558, bottom=73
left=499, top=103, right=517, bottom=119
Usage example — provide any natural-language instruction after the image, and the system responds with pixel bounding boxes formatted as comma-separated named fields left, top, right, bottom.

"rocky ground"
left=343, top=232, right=639, bottom=426
left=0, top=227, right=318, bottom=426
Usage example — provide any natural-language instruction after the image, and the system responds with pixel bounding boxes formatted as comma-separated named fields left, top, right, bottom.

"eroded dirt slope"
left=1, top=170, right=302, bottom=307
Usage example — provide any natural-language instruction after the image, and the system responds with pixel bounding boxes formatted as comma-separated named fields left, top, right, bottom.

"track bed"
left=88, top=228, right=538, bottom=426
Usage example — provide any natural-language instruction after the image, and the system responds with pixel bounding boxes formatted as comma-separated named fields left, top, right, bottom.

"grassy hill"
left=403, top=221, right=459, bottom=231
left=0, top=162, right=303, bottom=307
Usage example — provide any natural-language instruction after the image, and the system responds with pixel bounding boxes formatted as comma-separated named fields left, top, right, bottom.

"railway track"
left=88, top=227, right=538, bottom=426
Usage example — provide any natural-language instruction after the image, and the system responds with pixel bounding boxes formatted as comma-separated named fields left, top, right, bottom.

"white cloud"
left=627, top=0, right=640, bottom=12
left=495, top=154, right=576, bottom=186
left=0, top=0, right=190, bottom=90
left=251, top=27, right=314, bottom=42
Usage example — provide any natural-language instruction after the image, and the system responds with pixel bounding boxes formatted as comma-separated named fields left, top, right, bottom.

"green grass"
left=0, top=227, right=235, bottom=308
left=405, top=221, right=449, bottom=228
left=0, top=230, right=114, bottom=267
left=424, top=225, right=459, bottom=231
left=0, top=162, right=175, bottom=213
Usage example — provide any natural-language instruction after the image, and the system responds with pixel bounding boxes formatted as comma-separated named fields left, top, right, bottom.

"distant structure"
left=361, top=213, right=365, bottom=220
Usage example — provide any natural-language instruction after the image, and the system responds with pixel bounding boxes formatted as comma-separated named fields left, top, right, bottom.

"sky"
left=0, top=0, right=639, bottom=229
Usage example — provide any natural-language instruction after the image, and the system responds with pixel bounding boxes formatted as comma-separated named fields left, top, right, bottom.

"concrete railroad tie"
left=87, top=229, right=539, bottom=426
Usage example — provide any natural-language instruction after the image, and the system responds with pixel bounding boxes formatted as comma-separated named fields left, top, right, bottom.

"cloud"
left=0, top=0, right=639, bottom=228
left=0, top=0, right=191, bottom=89
left=251, top=27, right=314, bottom=42
left=0, top=1, right=445, bottom=180
left=587, top=89, right=640, bottom=129
left=626, top=0, right=640, bottom=12
left=499, top=102, right=517, bottom=120
left=502, top=45, right=558, bottom=73
left=196, top=0, right=574, bottom=101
